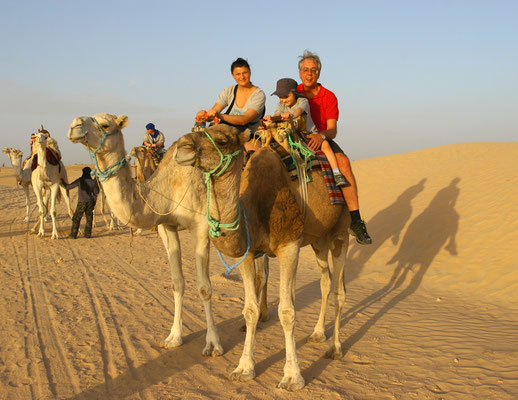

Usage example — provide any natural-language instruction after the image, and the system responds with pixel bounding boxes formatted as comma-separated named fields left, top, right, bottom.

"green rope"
left=284, top=128, right=315, bottom=183
left=85, top=117, right=127, bottom=182
left=202, top=131, right=242, bottom=238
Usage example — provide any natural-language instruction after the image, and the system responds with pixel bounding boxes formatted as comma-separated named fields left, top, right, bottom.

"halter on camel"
left=197, top=130, right=250, bottom=275
left=83, top=117, right=128, bottom=182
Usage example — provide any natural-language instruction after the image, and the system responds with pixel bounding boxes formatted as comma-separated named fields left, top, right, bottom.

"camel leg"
left=33, top=182, right=46, bottom=237
left=43, top=188, right=50, bottom=222
left=193, top=228, right=223, bottom=356
left=49, top=184, right=60, bottom=239
left=59, top=183, right=74, bottom=219
left=256, top=255, right=269, bottom=322
left=308, top=242, right=332, bottom=343
left=325, top=237, right=348, bottom=359
left=229, top=255, right=259, bottom=382
left=240, top=254, right=269, bottom=332
left=158, top=225, right=185, bottom=348
left=276, top=242, right=305, bottom=391
left=23, top=185, right=31, bottom=222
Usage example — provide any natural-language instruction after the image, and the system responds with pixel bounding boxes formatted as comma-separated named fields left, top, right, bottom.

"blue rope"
left=216, top=207, right=251, bottom=276
left=84, top=117, right=128, bottom=182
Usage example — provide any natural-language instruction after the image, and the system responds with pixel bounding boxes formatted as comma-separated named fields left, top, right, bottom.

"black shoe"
left=68, top=235, right=77, bottom=239
left=333, top=172, right=348, bottom=187
left=348, top=220, right=372, bottom=245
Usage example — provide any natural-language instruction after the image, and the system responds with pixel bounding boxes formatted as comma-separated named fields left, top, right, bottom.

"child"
left=265, top=78, right=348, bottom=187
left=62, top=167, right=99, bottom=238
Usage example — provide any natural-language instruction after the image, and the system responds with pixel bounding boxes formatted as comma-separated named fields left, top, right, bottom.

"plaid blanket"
left=270, top=138, right=345, bottom=205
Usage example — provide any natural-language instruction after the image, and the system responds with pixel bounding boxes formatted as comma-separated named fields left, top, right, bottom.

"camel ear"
left=239, top=129, right=251, bottom=145
left=115, top=115, right=129, bottom=129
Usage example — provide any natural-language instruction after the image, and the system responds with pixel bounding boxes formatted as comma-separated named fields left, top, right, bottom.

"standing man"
left=297, top=50, right=372, bottom=245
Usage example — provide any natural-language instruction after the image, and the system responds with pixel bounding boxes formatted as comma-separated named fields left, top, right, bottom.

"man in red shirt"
left=297, top=50, right=372, bottom=245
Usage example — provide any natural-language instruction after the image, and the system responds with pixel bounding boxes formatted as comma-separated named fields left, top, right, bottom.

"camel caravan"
left=3, top=126, right=120, bottom=237
left=67, top=113, right=352, bottom=391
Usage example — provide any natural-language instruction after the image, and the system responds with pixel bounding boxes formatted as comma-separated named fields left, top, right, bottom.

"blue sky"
left=1, top=0, right=517, bottom=165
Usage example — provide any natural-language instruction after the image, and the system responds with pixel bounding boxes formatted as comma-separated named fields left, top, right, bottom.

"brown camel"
left=130, top=145, right=157, bottom=182
left=175, top=124, right=350, bottom=391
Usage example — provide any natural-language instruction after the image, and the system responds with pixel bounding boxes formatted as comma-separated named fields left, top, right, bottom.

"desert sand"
left=0, top=142, right=517, bottom=399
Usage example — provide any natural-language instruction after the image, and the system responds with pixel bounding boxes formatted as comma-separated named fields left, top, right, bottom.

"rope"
left=84, top=117, right=128, bottom=182
left=201, top=130, right=242, bottom=238
left=215, top=207, right=251, bottom=276
left=134, top=168, right=197, bottom=217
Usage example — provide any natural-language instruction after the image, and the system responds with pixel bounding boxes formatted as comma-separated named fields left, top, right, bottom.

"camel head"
left=34, top=131, right=49, bottom=147
left=130, top=146, right=146, bottom=159
left=175, top=124, right=250, bottom=173
left=2, top=147, right=23, bottom=161
left=68, top=113, right=129, bottom=153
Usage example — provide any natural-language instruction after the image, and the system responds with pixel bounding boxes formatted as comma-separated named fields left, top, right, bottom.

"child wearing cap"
left=265, top=78, right=348, bottom=187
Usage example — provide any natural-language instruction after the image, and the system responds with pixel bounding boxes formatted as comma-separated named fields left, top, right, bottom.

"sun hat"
left=271, top=78, right=299, bottom=97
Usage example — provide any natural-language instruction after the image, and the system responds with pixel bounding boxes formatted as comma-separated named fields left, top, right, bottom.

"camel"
left=175, top=124, right=350, bottom=391
left=31, top=132, right=74, bottom=238
left=67, top=113, right=223, bottom=356
left=130, top=145, right=159, bottom=235
left=3, top=147, right=35, bottom=222
left=131, top=146, right=157, bottom=182
left=91, top=182, right=120, bottom=231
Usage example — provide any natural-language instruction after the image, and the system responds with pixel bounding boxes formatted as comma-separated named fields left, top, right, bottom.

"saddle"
left=259, top=121, right=345, bottom=206
left=31, top=148, right=61, bottom=171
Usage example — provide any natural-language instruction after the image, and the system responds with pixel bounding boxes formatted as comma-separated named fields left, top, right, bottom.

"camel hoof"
left=308, top=332, right=326, bottom=343
left=202, top=343, right=224, bottom=357
left=229, top=368, right=255, bottom=382
left=161, top=336, right=183, bottom=348
left=325, top=346, right=343, bottom=360
left=278, top=374, right=305, bottom=391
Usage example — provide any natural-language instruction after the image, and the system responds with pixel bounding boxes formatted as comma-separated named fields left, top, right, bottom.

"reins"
left=200, top=130, right=250, bottom=275
left=84, top=117, right=127, bottom=182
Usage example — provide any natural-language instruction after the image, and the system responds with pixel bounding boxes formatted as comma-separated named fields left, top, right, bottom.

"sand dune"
left=0, top=142, right=516, bottom=399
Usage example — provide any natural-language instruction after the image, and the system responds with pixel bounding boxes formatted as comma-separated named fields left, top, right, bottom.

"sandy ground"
left=0, top=142, right=517, bottom=399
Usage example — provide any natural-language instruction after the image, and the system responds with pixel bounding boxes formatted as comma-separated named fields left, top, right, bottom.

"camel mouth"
left=68, top=125, right=85, bottom=143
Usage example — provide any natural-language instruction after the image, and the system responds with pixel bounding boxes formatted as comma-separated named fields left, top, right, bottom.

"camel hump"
left=47, top=137, right=62, bottom=159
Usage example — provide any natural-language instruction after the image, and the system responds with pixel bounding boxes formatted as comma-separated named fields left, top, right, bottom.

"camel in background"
left=31, top=132, right=73, bottom=238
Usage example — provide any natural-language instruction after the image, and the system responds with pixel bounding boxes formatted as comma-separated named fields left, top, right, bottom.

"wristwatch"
left=320, top=133, right=326, bottom=140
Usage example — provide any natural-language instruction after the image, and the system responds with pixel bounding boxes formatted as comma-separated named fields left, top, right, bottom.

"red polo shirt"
left=297, top=83, right=339, bottom=132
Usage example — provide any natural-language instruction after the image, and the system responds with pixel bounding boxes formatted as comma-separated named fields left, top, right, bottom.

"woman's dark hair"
left=231, top=57, right=250, bottom=73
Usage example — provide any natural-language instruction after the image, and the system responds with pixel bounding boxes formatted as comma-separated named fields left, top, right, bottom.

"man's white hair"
left=298, top=50, right=322, bottom=72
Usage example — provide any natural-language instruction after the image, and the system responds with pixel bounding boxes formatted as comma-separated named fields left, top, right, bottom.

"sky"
left=1, top=0, right=517, bottom=166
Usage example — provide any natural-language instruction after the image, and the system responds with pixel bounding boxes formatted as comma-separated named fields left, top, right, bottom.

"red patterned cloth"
left=31, top=148, right=61, bottom=171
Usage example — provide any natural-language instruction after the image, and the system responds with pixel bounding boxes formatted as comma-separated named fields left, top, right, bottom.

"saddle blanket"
left=31, top=148, right=61, bottom=171
left=270, top=140, right=345, bottom=206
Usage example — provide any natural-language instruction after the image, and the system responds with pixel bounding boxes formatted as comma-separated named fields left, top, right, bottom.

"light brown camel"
left=67, top=113, right=223, bottom=356
left=31, top=132, right=74, bottom=238
left=3, top=147, right=35, bottom=222
left=175, top=124, right=350, bottom=391
left=131, top=145, right=157, bottom=182
left=130, top=145, right=159, bottom=235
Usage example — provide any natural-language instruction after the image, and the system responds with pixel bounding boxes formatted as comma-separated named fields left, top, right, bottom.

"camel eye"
left=215, top=136, right=228, bottom=146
